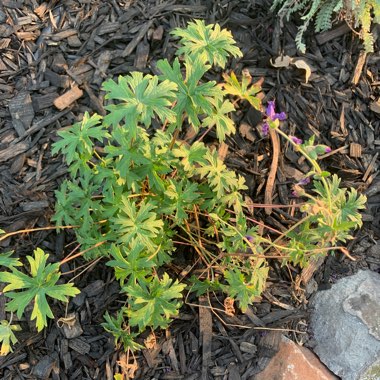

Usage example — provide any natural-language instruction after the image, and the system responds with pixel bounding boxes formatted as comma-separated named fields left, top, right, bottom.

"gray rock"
left=310, top=270, right=380, bottom=380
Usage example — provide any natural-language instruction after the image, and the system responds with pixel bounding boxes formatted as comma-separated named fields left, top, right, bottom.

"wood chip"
left=370, top=98, right=380, bottom=114
left=349, top=143, right=362, bottom=158
left=51, top=29, right=78, bottom=41
left=152, top=25, right=164, bottom=41
left=199, top=297, right=212, bottom=380
left=315, top=23, right=351, bottom=45
left=121, top=20, right=153, bottom=57
left=53, top=86, right=83, bottom=110
left=362, top=153, right=379, bottom=182
left=44, top=68, right=70, bottom=88
left=68, top=338, right=90, bottom=355
left=352, top=50, right=367, bottom=85
left=9, top=92, right=35, bottom=137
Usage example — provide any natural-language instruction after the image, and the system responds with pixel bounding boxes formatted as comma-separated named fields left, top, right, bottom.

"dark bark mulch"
left=0, top=0, right=379, bottom=379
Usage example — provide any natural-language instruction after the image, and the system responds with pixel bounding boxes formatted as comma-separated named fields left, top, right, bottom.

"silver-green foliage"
left=272, top=0, right=380, bottom=52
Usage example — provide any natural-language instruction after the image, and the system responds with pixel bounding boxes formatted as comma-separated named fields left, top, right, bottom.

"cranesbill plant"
left=0, top=20, right=366, bottom=357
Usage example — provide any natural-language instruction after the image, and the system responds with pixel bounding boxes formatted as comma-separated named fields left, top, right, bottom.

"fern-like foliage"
left=272, top=0, right=379, bottom=52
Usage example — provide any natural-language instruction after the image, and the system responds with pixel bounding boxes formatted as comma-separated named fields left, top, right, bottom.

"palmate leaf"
left=52, top=112, right=108, bottom=165
left=102, top=311, right=143, bottom=352
left=160, top=179, right=200, bottom=221
left=104, top=126, right=150, bottom=189
left=106, top=241, right=155, bottom=286
left=111, top=197, right=164, bottom=251
left=157, top=57, right=223, bottom=129
left=335, top=188, right=366, bottom=227
left=202, top=99, right=235, bottom=142
left=196, top=150, right=240, bottom=198
left=0, top=248, right=80, bottom=332
left=125, top=273, right=186, bottom=331
left=173, top=141, right=208, bottom=175
left=223, top=267, right=268, bottom=312
left=0, top=252, right=22, bottom=269
left=172, top=19, right=243, bottom=68
left=102, top=72, right=177, bottom=137
left=0, top=320, right=21, bottom=356
left=222, top=71, right=261, bottom=110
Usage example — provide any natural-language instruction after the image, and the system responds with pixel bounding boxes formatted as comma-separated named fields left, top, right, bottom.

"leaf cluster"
left=46, top=19, right=367, bottom=354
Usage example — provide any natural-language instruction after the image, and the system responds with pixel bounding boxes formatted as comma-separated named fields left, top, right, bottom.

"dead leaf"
left=239, top=122, right=256, bottom=142
left=144, top=333, right=157, bottom=350
left=217, top=142, right=229, bottom=161
left=293, top=59, right=312, bottom=83
left=117, top=353, right=138, bottom=379
left=57, top=313, right=77, bottom=328
left=270, top=55, right=292, bottom=68
left=271, top=56, right=313, bottom=83
left=244, top=195, right=255, bottom=214
left=224, top=297, right=235, bottom=317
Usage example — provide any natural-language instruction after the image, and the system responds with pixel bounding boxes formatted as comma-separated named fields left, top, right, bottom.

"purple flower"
left=290, top=136, right=303, bottom=145
left=266, top=101, right=286, bottom=121
left=292, top=184, right=305, bottom=197
left=262, top=122, right=269, bottom=136
left=245, top=235, right=254, bottom=243
left=325, top=147, right=332, bottom=153
left=298, top=177, right=310, bottom=186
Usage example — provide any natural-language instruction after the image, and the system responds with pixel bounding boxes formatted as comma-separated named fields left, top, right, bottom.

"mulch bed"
left=0, top=0, right=379, bottom=379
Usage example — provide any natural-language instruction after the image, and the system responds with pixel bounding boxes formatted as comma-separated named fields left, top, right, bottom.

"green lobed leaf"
left=125, top=273, right=186, bottom=331
left=111, top=197, right=164, bottom=251
left=0, top=252, right=22, bottom=269
left=102, top=311, right=143, bottom=352
left=102, top=72, right=177, bottom=137
left=171, top=19, right=243, bottom=68
left=202, top=99, right=236, bottom=142
left=0, top=248, right=80, bottom=332
left=106, top=241, right=155, bottom=286
left=52, top=112, right=108, bottom=165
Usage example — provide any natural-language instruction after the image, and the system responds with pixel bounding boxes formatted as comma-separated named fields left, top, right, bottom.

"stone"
left=254, top=336, right=337, bottom=380
left=310, top=270, right=380, bottom=380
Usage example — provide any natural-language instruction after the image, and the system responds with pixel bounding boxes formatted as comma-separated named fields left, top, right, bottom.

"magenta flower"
left=298, top=177, right=310, bottom=186
left=262, top=100, right=286, bottom=136
left=325, top=147, right=332, bottom=153
left=290, top=136, right=303, bottom=145
left=262, top=123, right=269, bottom=136
left=292, top=184, right=306, bottom=197
left=245, top=235, right=254, bottom=243
left=266, top=101, right=286, bottom=121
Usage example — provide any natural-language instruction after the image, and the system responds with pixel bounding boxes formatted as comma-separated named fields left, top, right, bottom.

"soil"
left=0, top=0, right=379, bottom=379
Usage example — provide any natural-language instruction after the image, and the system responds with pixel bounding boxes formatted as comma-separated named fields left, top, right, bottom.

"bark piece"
left=9, top=92, right=35, bottom=137
left=53, top=86, right=83, bottom=110
left=44, top=68, right=70, bottom=88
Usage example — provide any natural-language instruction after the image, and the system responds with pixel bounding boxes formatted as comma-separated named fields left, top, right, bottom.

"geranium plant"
left=0, top=20, right=366, bottom=358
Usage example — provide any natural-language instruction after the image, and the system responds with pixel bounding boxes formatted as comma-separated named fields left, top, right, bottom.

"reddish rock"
left=255, top=336, right=338, bottom=380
